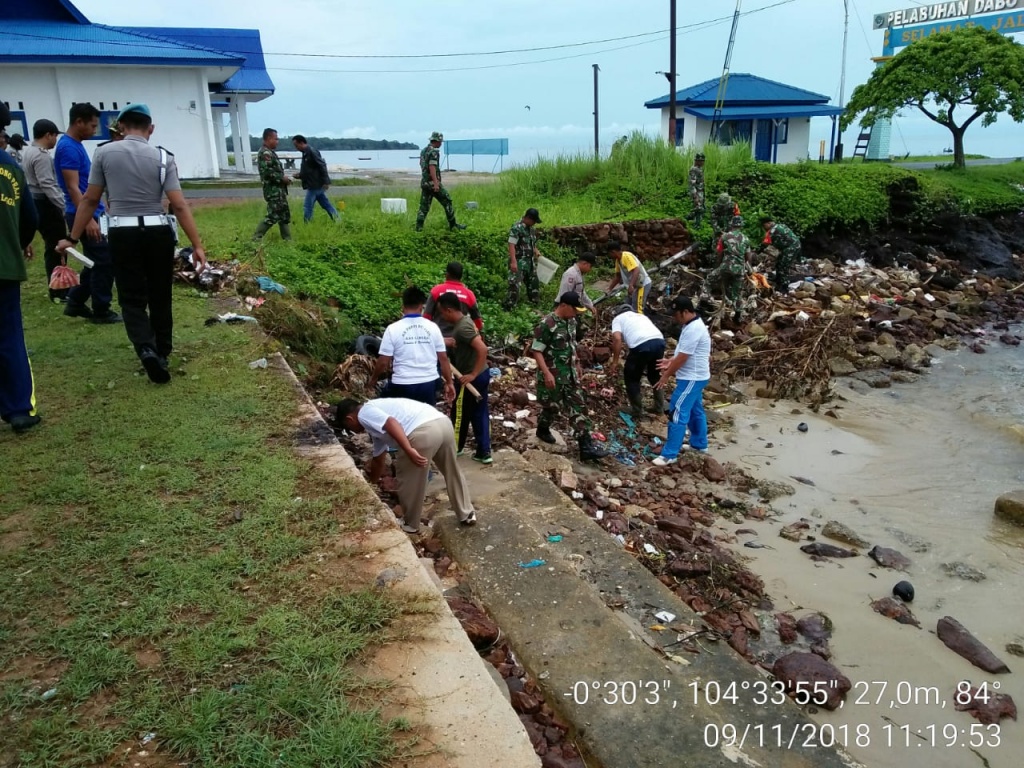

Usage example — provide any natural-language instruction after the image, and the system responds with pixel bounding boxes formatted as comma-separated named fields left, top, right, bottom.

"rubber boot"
left=578, top=433, right=609, bottom=462
left=536, top=425, right=556, bottom=445
left=252, top=220, right=271, bottom=240
left=279, top=223, right=293, bottom=241
left=650, top=388, right=666, bottom=414
left=627, top=391, right=644, bottom=421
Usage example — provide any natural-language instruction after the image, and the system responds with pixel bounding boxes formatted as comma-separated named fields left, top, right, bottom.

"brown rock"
left=954, top=686, right=1018, bottom=725
left=868, top=545, right=912, bottom=571
left=776, top=613, right=798, bottom=644
left=772, top=652, right=851, bottom=710
left=821, top=521, right=869, bottom=548
left=994, top=490, right=1024, bottom=526
left=779, top=521, right=810, bottom=542
left=801, top=542, right=858, bottom=558
left=558, top=470, right=578, bottom=491
left=729, top=626, right=750, bottom=656
left=511, top=690, right=542, bottom=715
left=796, top=613, right=833, bottom=644
left=591, top=346, right=612, bottom=364
left=937, top=617, right=1011, bottom=674
left=738, top=609, right=760, bottom=634
left=446, top=597, right=500, bottom=650
left=703, top=458, right=727, bottom=482
left=541, top=749, right=587, bottom=768
left=656, top=516, right=695, bottom=538
left=668, top=556, right=712, bottom=578
left=510, top=388, right=530, bottom=407
left=871, top=597, right=920, bottom=627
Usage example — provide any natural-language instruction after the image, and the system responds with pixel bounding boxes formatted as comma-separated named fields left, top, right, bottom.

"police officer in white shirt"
left=58, top=104, right=208, bottom=384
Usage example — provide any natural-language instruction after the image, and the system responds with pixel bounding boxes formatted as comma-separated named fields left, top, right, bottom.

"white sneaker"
left=652, top=456, right=677, bottom=467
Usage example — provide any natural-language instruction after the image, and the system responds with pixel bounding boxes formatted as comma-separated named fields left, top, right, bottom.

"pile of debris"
left=173, top=248, right=242, bottom=294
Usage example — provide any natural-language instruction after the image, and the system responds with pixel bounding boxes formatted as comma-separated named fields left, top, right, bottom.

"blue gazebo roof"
left=645, top=74, right=833, bottom=109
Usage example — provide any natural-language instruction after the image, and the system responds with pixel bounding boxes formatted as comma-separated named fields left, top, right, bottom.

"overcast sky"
left=75, top=0, right=1023, bottom=159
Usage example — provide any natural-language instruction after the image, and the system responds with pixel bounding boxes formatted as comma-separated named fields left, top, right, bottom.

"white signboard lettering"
left=873, top=0, right=1020, bottom=29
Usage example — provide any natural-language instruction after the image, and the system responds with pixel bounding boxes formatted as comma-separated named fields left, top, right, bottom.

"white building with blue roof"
left=1, top=0, right=274, bottom=178
left=645, top=74, right=844, bottom=164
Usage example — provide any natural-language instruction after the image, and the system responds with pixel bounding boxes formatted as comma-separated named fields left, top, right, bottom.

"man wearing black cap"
left=530, top=292, right=608, bottom=462
left=0, top=98, right=41, bottom=433
left=57, top=104, right=208, bottom=384
left=505, top=207, right=543, bottom=309
left=20, top=118, right=67, bottom=301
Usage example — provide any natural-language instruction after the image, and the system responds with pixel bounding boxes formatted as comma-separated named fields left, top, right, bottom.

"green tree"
left=841, top=26, right=1024, bottom=168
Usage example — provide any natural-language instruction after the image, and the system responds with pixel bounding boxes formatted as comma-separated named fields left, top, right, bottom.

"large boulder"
left=995, top=491, right=1024, bottom=526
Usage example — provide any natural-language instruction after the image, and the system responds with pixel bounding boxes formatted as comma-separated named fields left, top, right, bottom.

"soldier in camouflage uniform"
left=416, top=131, right=466, bottom=231
left=505, top=207, right=542, bottom=308
left=531, top=292, right=608, bottom=462
left=710, top=192, right=739, bottom=240
left=707, top=215, right=751, bottom=318
left=688, top=152, right=706, bottom=226
left=253, top=128, right=292, bottom=241
left=759, top=216, right=802, bottom=294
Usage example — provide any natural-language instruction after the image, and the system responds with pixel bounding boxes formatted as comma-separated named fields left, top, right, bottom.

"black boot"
left=279, top=223, right=293, bottom=241
left=252, top=220, right=271, bottom=240
left=536, top=426, right=556, bottom=445
left=578, top=433, right=609, bottom=462
left=627, top=392, right=644, bottom=421
left=650, top=389, right=666, bottom=414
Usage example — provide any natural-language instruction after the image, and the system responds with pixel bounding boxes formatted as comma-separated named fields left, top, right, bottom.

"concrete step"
left=436, top=450, right=861, bottom=768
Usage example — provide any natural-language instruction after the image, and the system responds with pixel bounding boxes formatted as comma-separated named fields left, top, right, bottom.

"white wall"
left=1, top=64, right=221, bottom=178
left=657, top=107, right=814, bottom=163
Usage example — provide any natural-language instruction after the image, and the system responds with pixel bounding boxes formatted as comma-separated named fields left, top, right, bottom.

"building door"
left=755, top=120, right=773, bottom=162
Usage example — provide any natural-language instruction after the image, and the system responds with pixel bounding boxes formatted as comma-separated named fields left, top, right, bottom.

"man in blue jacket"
left=0, top=99, right=41, bottom=433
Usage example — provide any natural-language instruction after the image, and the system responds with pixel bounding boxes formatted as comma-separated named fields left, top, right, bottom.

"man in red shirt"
left=423, top=261, right=484, bottom=338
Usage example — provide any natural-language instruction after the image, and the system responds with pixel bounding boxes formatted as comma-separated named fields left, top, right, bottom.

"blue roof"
left=121, top=28, right=275, bottom=94
left=645, top=74, right=832, bottom=109
left=0, top=22, right=244, bottom=68
left=684, top=104, right=844, bottom=121
left=5, top=0, right=88, bottom=23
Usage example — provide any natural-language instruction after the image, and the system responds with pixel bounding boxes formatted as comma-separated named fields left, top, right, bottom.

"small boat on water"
left=357, top=156, right=372, bottom=160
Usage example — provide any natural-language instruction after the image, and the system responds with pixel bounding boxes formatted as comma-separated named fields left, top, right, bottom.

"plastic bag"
left=49, top=265, right=79, bottom=290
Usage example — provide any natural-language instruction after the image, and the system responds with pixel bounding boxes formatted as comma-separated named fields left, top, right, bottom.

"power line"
left=266, top=1, right=798, bottom=74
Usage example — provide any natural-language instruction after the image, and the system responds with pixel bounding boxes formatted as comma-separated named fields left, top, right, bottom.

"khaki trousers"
left=397, top=418, right=474, bottom=527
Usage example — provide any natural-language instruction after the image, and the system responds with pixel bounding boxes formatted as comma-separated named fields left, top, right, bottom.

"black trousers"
left=33, top=197, right=67, bottom=298
left=109, top=225, right=176, bottom=358
left=623, top=338, right=666, bottom=403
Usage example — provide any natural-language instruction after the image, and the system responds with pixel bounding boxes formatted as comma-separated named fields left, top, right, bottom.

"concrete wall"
left=1, top=65, right=221, bottom=178
left=655, top=107, right=813, bottom=163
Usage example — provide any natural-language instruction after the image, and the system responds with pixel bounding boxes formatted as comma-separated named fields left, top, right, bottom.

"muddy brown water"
left=716, top=336, right=1024, bottom=768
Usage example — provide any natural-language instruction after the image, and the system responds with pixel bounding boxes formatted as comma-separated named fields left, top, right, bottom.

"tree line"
left=225, top=136, right=418, bottom=152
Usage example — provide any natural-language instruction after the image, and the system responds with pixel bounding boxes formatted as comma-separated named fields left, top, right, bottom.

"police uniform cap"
left=117, top=103, right=152, bottom=121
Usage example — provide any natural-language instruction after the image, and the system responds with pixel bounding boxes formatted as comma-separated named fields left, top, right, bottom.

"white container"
left=381, top=198, right=407, bottom=214
left=536, top=255, right=559, bottom=285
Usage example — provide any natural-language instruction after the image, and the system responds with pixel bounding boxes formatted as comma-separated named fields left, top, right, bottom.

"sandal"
left=459, top=512, right=477, bottom=527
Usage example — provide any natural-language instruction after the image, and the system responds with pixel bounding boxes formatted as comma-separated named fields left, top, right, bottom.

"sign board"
left=873, top=0, right=1021, bottom=29
left=882, top=9, right=1024, bottom=51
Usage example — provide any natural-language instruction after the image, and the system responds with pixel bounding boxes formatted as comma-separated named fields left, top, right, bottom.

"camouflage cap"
left=717, top=192, right=732, bottom=204
left=694, top=152, right=705, bottom=160
left=730, top=215, right=745, bottom=229
left=430, top=131, right=444, bottom=142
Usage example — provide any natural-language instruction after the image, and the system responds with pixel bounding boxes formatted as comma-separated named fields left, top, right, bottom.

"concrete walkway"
left=274, top=355, right=540, bottom=768
left=433, top=449, right=862, bottom=768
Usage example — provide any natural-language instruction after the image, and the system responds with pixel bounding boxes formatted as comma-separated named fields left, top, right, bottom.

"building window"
left=773, top=118, right=789, bottom=145
left=717, top=120, right=752, bottom=146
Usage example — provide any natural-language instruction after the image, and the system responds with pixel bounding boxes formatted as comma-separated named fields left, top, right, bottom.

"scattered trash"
left=518, top=559, right=546, bottom=569
left=205, top=313, right=257, bottom=326
left=502, top=421, right=517, bottom=428
left=547, top=535, right=563, bottom=543
left=592, top=431, right=607, bottom=442
left=489, top=366, right=502, bottom=379
left=41, top=688, right=58, bottom=701
left=256, top=276, right=286, bottom=294
left=248, top=358, right=268, bottom=369
left=797, top=422, right=809, bottom=433
left=595, top=510, right=604, bottom=520
left=526, top=392, right=537, bottom=401
left=571, top=491, right=584, bottom=500
left=613, top=534, right=626, bottom=546
left=654, top=610, right=677, bottom=623
left=514, top=409, right=531, bottom=419
left=642, top=542, right=659, bottom=555
left=141, top=732, right=156, bottom=746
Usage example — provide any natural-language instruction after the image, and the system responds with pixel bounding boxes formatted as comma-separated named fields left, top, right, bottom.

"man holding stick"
left=436, top=292, right=492, bottom=464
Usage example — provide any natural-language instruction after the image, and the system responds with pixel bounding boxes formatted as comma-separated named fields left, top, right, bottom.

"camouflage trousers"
left=689, top=193, right=705, bottom=224
left=416, top=184, right=456, bottom=228
left=708, top=268, right=745, bottom=308
left=536, top=370, right=591, bottom=440
left=262, top=191, right=291, bottom=225
left=773, top=247, right=800, bottom=293
left=505, top=256, right=539, bottom=308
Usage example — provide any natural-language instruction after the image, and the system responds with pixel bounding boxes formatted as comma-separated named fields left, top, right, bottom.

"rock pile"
left=545, top=218, right=692, bottom=260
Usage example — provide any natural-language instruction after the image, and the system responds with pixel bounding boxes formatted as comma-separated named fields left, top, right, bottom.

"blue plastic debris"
left=618, top=412, right=636, bottom=430
left=518, top=559, right=546, bottom=568
left=489, top=366, right=501, bottom=378
left=256, top=276, right=286, bottom=294
left=547, top=535, right=563, bottom=543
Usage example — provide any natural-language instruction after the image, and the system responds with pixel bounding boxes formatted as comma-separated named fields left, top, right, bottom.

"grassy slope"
left=0, top=256, right=405, bottom=767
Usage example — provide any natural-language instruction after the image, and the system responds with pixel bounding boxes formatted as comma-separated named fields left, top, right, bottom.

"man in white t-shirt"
left=337, top=397, right=476, bottom=533
left=653, top=296, right=711, bottom=464
left=608, top=305, right=666, bottom=419
left=369, top=285, right=455, bottom=405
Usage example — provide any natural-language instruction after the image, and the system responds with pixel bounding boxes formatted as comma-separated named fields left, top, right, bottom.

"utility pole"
left=669, top=0, right=677, bottom=147
left=593, top=64, right=600, bottom=157
left=836, top=0, right=850, bottom=161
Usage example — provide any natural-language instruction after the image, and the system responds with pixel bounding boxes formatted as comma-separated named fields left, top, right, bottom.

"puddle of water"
left=716, top=339, right=1024, bottom=768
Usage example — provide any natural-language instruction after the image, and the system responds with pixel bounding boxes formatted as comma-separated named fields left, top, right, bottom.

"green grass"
left=181, top=177, right=379, bottom=190
left=0, top=255, right=406, bottom=767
